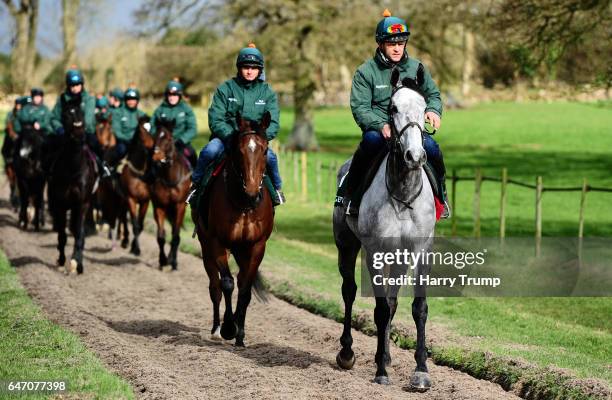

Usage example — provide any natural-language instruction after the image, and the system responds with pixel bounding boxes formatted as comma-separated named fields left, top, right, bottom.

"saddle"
left=334, top=151, right=444, bottom=220
left=194, top=155, right=280, bottom=228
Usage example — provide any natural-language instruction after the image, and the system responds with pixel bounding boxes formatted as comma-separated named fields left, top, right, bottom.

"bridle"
left=385, top=84, right=431, bottom=209
left=225, top=130, right=267, bottom=211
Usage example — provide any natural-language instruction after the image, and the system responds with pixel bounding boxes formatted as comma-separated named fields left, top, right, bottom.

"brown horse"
left=120, top=115, right=154, bottom=256
left=150, top=119, right=191, bottom=269
left=96, top=114, right=129, bottom=248
left=192, top=112, right=274, bottom=347
left=2, top=116, right=19, bottom=209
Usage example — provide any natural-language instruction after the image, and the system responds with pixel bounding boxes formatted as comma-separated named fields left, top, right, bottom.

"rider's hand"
left=425, top=112, right=441, bottom=130
left=381, top=124, right=392, bottom=139
left=34, top=122, right=40, bottom=130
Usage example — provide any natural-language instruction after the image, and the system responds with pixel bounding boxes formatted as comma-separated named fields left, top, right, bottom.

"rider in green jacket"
left=14, top=88, right=52, bottom=136
left=150, top=80, right=198, bottom=168
left=342, top=9, right=449, bottom=217
left=108, top=87, right=147, bottom=167
left=190, top=43, right=284, bottom=203
left=48, top=68, right=107, bottom=175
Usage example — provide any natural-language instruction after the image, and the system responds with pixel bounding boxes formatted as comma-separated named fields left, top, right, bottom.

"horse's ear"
left=260, top=111, right=271, bottom=133
left=391, top=68, right=401, bottom=88
left=236, top=112, right=243, bottom=128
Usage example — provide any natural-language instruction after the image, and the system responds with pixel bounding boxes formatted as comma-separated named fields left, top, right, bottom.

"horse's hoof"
left=57, top=266, right=65, bottom=274
left=220, top=322, right=237, bottom=340
left=69, top=259, right=78, bottom=275
left=234, top=340, right=245, bottom=348
left=130, top=246, right=141, bottom=256
left=336, top=351, right=356, bottom=370
left=405, top=371, right=431, bottom=392
left=374, top=375, right=390, bottom=385
left=210, top=326, right=222, bottom=341
left=121, top=240, right=129, bottom=249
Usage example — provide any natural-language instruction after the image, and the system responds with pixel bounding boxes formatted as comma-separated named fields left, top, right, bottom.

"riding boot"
left=342, top=144, right=370, bottom=216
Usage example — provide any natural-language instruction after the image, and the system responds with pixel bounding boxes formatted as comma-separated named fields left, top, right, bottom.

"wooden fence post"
left=473, top=168, right=482, bottom=238
left=301, top=152, right=308, bottom=201
left=499, top=168, right=507, bottom=239
left=578, top=178, right=588, bottom=238
left=293, top=152, right=299, bottom=197
left=316, top=158, right=322, bottom=202
left=451, top=169, right=457, bottom=237
left=535, top=176, right=543, bottom=257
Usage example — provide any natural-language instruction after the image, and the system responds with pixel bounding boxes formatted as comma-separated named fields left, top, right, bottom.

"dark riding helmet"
left=375, top=9, right=410, bottom=44
left=30, top=87, right=44, bottom=97
left=109, top=87, right=124, bottom=100
left=236, top=43, right=264, bottom=69
left=65, top=67, right=85, bottom=86
left=95, top=95, right=109, bottom=109
left=165, top=78, right=183, bottom=96
left=124, top=87, right=140, bottom=101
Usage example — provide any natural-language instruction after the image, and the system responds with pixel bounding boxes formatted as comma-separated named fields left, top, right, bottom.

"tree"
left=62, top=0, right=79, bottom=70
left=2, top=0, right=39, bottom=93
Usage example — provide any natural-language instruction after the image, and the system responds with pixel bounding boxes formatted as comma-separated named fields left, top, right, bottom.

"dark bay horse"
left=120, top=116, right=154, bottom=256
left=150, top=120, right=191, bottom=269
left=96, top=114, right=129, bottom=249
left=192, top=112, right=274, bottom=346
left=47, top=103, right=98, bottom=274
left=14, top=124, right=45, bottom=230
left=3, top=116, right=19, bottom=209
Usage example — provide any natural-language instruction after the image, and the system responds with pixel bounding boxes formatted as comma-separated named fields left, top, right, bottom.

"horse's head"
left=62, top=101, right=86, bottom=140
left=231, top=111, right=270, bottom=198
left=152, top=118, right=176, bottom=164
left=389, top=68, right=427, bottom=169
left=136, top=115, right=154, bottom=150
left=95, top=113, right=115, bottom=149
left=17, top=125, right=43, bottom=177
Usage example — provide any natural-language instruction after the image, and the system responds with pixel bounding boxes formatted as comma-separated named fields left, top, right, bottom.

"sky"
left=0, top=0, right=144, bottom=58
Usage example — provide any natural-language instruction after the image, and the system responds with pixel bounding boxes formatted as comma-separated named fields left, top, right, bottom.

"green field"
left=2, top=101, right=611, bottom=389
left=0, top=251, right=134, bottom=399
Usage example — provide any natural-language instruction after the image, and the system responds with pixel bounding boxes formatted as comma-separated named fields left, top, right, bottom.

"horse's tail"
left=252, top=271, right=269, bottom=303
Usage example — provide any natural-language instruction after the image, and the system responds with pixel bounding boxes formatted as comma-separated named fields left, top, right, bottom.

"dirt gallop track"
left=0, top=193, right=519, bottom=399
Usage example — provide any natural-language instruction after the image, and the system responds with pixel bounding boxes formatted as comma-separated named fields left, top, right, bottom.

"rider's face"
left=126, top=99, right=138, bottom=108
left=240, top=66, right=260, bottom=81
left=381, top=41, right=406, bottom=63
left=69, top=84, right=83, bottom=94
left=167, top=93, right=180, bottom=105
left=33, top=95, right=42, bottom=105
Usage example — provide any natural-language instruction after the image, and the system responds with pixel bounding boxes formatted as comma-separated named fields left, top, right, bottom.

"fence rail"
left=274, top=145, right=612, bottom=239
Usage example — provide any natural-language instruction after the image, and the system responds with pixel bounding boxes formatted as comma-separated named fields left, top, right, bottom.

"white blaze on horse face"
left=248, top=138, right=257, bottom=153
left=392, top=88, right=427, bottom=167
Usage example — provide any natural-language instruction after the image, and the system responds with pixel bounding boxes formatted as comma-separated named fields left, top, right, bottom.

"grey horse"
left=333, top=69, right=436, bottom=391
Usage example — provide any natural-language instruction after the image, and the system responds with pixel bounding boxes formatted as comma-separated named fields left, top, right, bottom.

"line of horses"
left=6, top=73, right=437, bottom=391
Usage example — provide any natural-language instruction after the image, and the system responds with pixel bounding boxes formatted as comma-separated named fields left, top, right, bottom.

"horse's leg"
left=168, top=203, right=186, bottom=270
left=336, top=240, right=360, bottom=369
left=218, top=250, right=237, bottom=340
left=232, top=241, right=266, bottom=347
left=199, top=235, right=224, bottom=340
left=55, top=210, right=67, bottom=268
left=408, top=296, right=431, bottom=391
left=120, top=208, right=129, bottom=249
left=383, top=296, right=398, bottom=367
left=70, top=203, right=88, bottom=274
left=127, top=197, right=140, bottom=255
left=373, top=296, right=391, bottom=384
left=33, top=185, right=43, bottom=231
left=18, top=183, right=28, bottom=229
left=153, top=206, right=168, bottom=268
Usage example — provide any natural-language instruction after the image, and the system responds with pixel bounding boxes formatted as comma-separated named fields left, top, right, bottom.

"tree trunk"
left=461, top=26, right=475, bottom=98
left=287, top=26, right=319, bottom=151
left=8, top=0, right=32, bottom=93
left=62, top=0, right=79, bottom=70
left=24, top=0, right=39, bottom=84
